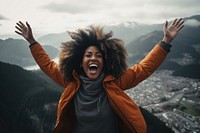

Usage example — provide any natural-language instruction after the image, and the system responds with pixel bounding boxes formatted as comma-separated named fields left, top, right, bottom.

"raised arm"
left=15, top=21, right=37, bottom=45
left=133, top=18, right=184, bottom=84
left=15, top=21, right=66, bottom=87
left=119, top=18, right=184, bottom=89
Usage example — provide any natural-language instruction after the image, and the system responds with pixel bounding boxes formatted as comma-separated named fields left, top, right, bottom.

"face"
left=82, top=46, right=104, bottom=80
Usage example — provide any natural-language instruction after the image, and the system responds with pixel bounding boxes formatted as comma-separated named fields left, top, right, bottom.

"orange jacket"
left=30, top=43, right=167, bottom=133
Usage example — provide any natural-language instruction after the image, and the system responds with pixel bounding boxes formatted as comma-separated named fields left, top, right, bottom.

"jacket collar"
left=103, top=75, right=115, bottom=82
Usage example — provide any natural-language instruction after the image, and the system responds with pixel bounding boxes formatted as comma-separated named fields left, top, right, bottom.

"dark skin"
left=15, top=21, right=36, bottom=44
left=162, top=18, right=184, bottom=43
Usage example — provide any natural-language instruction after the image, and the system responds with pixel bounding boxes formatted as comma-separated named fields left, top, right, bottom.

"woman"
left=15, top=18, right=184, bottom=133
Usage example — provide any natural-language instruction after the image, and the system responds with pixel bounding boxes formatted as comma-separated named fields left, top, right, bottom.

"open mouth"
left=88, top=64, right=98, bottom=73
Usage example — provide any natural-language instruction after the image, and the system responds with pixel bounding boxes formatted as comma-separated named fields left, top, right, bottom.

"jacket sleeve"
left=117, top=43, right=168, bottom=90
left=30, top=43, right=66, bottom=87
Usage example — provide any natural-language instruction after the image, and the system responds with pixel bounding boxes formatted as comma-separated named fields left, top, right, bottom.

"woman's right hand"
left=15, top=21, right=36, bottom=44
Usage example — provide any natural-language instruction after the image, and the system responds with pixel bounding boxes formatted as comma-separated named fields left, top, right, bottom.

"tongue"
left=90, top=68, right=97, bottom=73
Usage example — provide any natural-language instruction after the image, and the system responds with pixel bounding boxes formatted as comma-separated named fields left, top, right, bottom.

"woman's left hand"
left=162, top=18, right=184, bottom=44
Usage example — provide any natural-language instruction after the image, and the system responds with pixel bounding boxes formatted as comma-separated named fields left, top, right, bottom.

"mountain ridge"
left=0, top=38, right=59, bottom=67
left=0, top=61, right=62, bottom=133
left=126, top=15, right=200, bottom=79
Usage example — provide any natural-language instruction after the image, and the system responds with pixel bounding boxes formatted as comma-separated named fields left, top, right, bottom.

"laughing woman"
left=15, top=18, right=184, bottom=133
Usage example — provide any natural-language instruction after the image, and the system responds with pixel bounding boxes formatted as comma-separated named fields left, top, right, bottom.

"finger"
left=165, top=20, right=168, bottom=29
left=15, top=30, right=22, bottom=35
left=163, top=20, right=168, bottom=32
left=15, top=26, right=23, bottom=32
left=16, top=22, right=23, bottom=29
left=19, top=21, right=26, bottom=28
left=175, top=18, right=183, bottom=26
left=177, top=19, right=184, bottom=29
left=171, top=19, right=177, bottom=26
left=177, top=25, right=184, bottom=31
left=26, top=21, right=32, bottom=31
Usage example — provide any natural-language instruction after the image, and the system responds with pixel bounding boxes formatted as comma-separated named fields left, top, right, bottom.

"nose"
left=90, top=55, right=96, bottom=60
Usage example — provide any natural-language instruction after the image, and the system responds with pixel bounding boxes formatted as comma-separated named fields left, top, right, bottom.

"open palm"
left=15, top=21, right=36, bottom=44
left=163, top=18, right=184, bottom=43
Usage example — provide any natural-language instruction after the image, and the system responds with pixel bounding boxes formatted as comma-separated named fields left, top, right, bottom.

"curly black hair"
left=59, top=26, right=128, bottom=81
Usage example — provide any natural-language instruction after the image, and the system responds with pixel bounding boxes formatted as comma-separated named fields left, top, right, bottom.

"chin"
left=86, top=73, right=100, bottom=80
left=87, top=75, right=99, bottom=80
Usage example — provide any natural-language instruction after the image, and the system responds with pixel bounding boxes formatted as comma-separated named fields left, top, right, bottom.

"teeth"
left=89, top=64, right=98, bottom=67
left=89, top=64, right=98, bottom=73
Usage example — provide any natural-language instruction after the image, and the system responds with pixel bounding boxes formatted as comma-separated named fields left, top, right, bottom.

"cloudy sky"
left=0, top=0, right=199, bottom=39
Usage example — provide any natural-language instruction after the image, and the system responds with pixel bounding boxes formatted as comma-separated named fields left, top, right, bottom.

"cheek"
left=99, top=59, right=104, bottom=69
left=82, top=58, right=88, bottom=69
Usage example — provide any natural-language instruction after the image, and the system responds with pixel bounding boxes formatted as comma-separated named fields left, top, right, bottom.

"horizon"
left=0, top=14, right=199, bottom=41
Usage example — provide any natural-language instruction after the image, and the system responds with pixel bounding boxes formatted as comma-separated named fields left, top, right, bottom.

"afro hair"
left=59, top=26, right=128, bottom=81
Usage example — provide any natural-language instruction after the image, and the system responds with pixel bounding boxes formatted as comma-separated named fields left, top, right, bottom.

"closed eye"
left=96, top=53, right=103, bottom=58
left=84, top=53, right=92, bottom=58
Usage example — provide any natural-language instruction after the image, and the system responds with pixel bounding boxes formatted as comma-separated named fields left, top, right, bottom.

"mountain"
left=37, top=32, right=70, bottom=48
left=37, top=22, right=162, bottom=47
left=0, top=38, right=59, bottom=67
left=172, top=64, right=200, bottom=79
left=126, top=15, right=200, bottom=79
left=0, top=61, right=63, bottom=133
left=104, top=22, right=163, bottom=44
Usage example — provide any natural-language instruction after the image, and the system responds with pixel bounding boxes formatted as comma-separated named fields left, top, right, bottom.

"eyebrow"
left=84, top=51, right=102, bottom=54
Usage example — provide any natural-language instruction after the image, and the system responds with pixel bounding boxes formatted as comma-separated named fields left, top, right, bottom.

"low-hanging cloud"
left=41, top=1, right=103, bottom=14
left=0, top=14, right=8, bottom=20
left=40, top=0, right=200, bottom=22
left=185, top=19, right=200, bottom=27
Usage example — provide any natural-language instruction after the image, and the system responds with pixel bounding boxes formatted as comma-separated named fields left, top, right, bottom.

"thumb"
left=164, top=20, right=168, bottom=30
left=26, top=21, right=32, bottom=32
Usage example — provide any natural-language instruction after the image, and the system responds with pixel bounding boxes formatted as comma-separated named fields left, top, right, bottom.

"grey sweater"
left=73, top=73, right=119, bottom=133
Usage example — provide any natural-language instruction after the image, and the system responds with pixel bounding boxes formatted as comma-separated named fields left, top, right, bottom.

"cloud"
left=0, top=14, right=9, bottom=20
left=40, top=0, right=200, bottom=23
left=185, top=19, right=200, bottom=27
left=0, top=0, right=199, bottom=37
left=41, top=1, right=102, bottom=14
